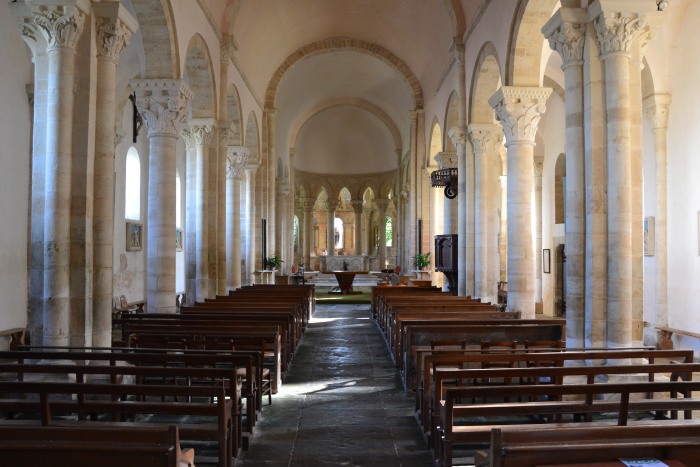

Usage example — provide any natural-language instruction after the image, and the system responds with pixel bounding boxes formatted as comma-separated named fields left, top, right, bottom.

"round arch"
left=469, top=42, right=502, bottom=124
left=184, top=34, right=216, bottom=118
left=444, top=90, right=460, bottom=151
left=131, top=0, right=179, bottom=78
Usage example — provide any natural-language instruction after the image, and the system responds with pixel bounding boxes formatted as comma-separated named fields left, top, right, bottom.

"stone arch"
left=131, top=0, right=179, bottom=78
left=184, top=34, right=216, bottom=118
left=226, top=84, right=243, bottom=145
left=428, top=118, right=442, bottom=169
left=264, top=37, right=424, bottom=109
left=244, top=111, right=259, bottom=163
left=290, top=97, right=402, bottom=153
left=470, top=42, right=502, bottom=123
left=506, top=0, right=559, bottom=86
left=444, top=90, right=460, bottom=151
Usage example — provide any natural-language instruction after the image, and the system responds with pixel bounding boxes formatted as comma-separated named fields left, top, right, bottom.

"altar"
left=320, top=255, right=369, bottom=272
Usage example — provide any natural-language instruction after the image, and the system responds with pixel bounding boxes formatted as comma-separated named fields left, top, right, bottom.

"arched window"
left=125, top=147, right=141, bottom=220
left=334, top=216, right=344, bottom=250
left=293, top=215, right=299, bottom=251
left=385, top=215, right=393, bottom=247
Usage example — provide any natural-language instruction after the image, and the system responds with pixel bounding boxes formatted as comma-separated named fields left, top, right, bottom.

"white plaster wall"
left=0, top=4, right=31, bottom=332
left=663, top=0, right=700, bottom=335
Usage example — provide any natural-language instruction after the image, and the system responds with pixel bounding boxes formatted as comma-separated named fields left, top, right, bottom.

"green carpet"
left=315, top=288, right=371, bottom=304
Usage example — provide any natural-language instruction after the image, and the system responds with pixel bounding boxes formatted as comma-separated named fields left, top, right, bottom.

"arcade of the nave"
left=1, top=0, right=699, bottom=356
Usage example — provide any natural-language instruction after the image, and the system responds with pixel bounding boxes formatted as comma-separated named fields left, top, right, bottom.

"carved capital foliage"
left=131, top=80, right=193, bottom=139
left=434, top=152, right=457, bottom=170
left=448, top=126, right=467, bottom=153
left=325, top=200, right=340, bottom=212
left=218, top=126, right=238, bottom=148
left=299, top=197, right=316, bottom=212
left=643, top=94, right=671, bottom=130
left=226, top=146, right=249, bottom=179
left=96, top=17, right=132, bottom=64
left=547, top=22, right=585, bottom=68
left=221, top=35, right=237, bottom=64
left=182, top=123, right=214, bottom=148
left=32, top=5, right=86, bottom=51
left=373, top=198, right=389, bottom=213
left=350, top=200, right=364, bottom=213
left=593, top=12, right=645, bottom=58
left=468, top=123, right=503, bottom=157
left=534, top=158, right=544, bottom=178
left=489, top=87, right=552, bottom=146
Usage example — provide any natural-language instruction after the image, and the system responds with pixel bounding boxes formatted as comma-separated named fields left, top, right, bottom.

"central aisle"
left=235, top=302, right=433, bottom=466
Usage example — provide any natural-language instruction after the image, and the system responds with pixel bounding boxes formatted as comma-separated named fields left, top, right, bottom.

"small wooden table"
left=324, top=271, right=368, bottom=295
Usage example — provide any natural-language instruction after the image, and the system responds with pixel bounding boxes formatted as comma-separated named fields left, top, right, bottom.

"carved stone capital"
left=221, top=35, right=237, bottom=64
left=592, top=11, right=646, bottom=58
left=643, top=94, right=671, bottom=130
left=131, top=80, right=193, bottom=139
left=543, top=10, right=586, bottom=69
left=299, top=197, right=316, bottom=212
left=489, top=87, right=552, bottom=146
left=468, top=123, right=503, bottom=157
left=226, top=146, right=249, bottom=179
left=350, top=200, right=364, bottom=214
left=218, top=125, right=238, bottom=148
left=115, top=126, right=126, bottom=148
left=93, top=2, right=138, bottom=64
left=32, top=3, right=87, bottom=51
left=434, top=152, right=457, bottom=170
left=534, top=157, right=544, bottom=178
left=186, top=118, right=217, bottom=147
left=448, top=126, right=467, bottom=153
left=374, top=198, right=390, bottom=213
left=325, top=200, right=340, bottom=213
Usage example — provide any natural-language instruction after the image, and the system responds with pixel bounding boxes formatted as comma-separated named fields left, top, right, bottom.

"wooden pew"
left=120, top=322, right=283, bottom=393
left=230, top=284, right=315, bottom=324
left=424, top=359, right=700, bottom=447
left=437, top=380, right=700, bottom=467
left=4, top=347, right=259, bottom=448
left=421, top=348, right=694, bottom=440
left=488, top=424, right=700, bottom=467
left=401, top=321, right=566, bottom=388
left=0, top=380, right=233, bottom=467
left=0, top=425, right=192, bottom=467
left=371, top=285, right=443, bottom=318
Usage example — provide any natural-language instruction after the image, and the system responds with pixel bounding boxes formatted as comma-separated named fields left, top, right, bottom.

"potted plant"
left=265, top=254, right=283, bottom=270
left=412, top=252, right=431, bottom=270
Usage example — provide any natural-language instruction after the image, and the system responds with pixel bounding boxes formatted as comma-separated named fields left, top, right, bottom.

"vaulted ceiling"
left=201, top=0, right=489, bottom=175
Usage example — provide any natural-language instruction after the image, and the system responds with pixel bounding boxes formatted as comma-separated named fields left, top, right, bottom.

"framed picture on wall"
left=126, top=221, right=142, bottom=251
left=543, top=248, right=551, bottom=274
left=175, top=228, right=183, bottom=251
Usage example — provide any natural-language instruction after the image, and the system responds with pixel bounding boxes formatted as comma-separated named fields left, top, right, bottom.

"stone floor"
left=233, top=302, right=434, bottom=466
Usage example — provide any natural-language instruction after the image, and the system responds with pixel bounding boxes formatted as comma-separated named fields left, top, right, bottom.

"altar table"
left=324, top=270, right=369, bottom=295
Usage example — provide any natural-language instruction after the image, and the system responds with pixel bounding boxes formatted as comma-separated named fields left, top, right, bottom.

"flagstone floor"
left=233, top=302, right=434, bottom=466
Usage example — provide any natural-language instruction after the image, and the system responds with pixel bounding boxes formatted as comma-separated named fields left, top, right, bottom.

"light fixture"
left=430, top=168, right=458, bottom=199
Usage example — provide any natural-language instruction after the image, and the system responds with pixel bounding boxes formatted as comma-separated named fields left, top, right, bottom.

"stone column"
left=643, top=94, right=671, bottom=336
left=300, top=198, right=315, bottom=268
left=92, top=3, right=136, bottom=347
left=132, top=79, right=192, bottom=313
left=469, top=124, right=503, bottom=303
left=533, top=158, right=544, bottom=311
left=490, top=87, right=552, bottom=317
left=375, top=199, right=390, bottom=269
left=217, top=126, right=235, bottom=295
left=226, top=146, right=249, bottom=292
left=544, top=8, right=587, bottom=344
left=325, top=200, right=339, bottom=256
left=351, top=200, right=364, bottom=256
left=434, top=151, right=458, bottom=235
left=244, top=165, right=258, bottom=282
left=592, top=2, right=647, bottom=347
left=30, top=3, right=87, bottom=344
left=182, top=120, right=215, bottom=302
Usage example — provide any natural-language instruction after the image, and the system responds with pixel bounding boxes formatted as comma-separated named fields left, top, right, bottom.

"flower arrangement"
left=265, top=254, right=283, bottom=269
left=412, top=252, right=431, bottom=269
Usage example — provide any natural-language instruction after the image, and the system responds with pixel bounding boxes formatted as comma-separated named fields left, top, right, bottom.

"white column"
left=544, top=8, right=587, bottom=345
left=468, top=124, right=503, bottom=304
left=351, top=200, right=364, bottom=256
left=31, top=3, right=87, bottom=344
left=226, top=146, right=249, bottom=292
left=244, top=165, right=258, bottom=283
left=534, top=158, right=544, bottom=309
left=592, top=2, right=648, bottom=347
left=434, top=151, right=458, bottom=235
left=92, top=3, right=136, bottom=347
left=490, top=87, right=552, bottom=317
left=643, top=94, right=671, bottom=337
left=326, top=200, right=339, bottom=256
left=300, top=198, right=315, bottom=268
left=375, top=199, right=390, bottom=269
left=182, top=120, right=215, bottom=302
left=132, top=79, right=192, bottom=313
